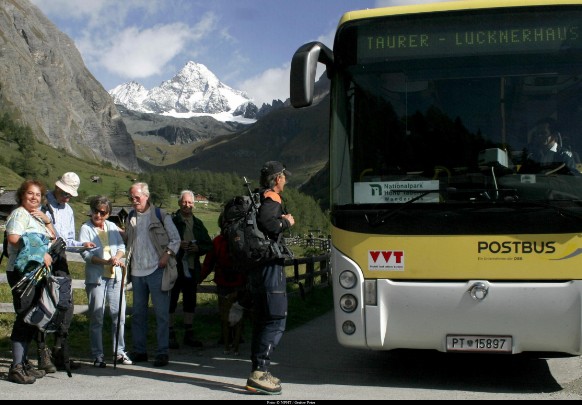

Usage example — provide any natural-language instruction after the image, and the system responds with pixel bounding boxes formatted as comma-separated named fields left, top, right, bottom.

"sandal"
left=93, top=358, right=106, bottom=368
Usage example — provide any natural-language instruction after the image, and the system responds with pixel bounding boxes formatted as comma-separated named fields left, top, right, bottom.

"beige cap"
left=55, top=172, right=80, bottom=197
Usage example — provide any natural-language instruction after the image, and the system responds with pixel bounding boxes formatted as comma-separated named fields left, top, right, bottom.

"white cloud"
left=100, top=23, right=193, bottom=79
left=75, top=11, right=218, bottom=85
left=239, top=65, right=290, bottom=107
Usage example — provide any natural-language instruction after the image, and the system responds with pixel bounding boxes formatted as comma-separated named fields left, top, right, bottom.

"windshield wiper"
left=365, top=189, right=439, bottom=227
left=510, top=199, right=582, bottom=222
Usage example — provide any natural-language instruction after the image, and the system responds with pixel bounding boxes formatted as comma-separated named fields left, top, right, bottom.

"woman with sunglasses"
left=79, top=195, right=131, bottom=368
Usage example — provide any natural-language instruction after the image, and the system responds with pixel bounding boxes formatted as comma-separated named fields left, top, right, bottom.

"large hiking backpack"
left=23, top=273, right=72, bottom=333
left=223, top=179, right=292, bottom=270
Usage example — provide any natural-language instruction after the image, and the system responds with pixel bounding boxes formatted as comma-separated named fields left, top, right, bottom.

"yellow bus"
left=290, top=0, right=582, bottom=355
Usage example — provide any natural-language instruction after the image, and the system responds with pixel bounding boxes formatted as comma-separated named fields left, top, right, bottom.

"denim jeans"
left=86, top=277, right=127, bottom=359
left=131, top=267, right=170, bottom=356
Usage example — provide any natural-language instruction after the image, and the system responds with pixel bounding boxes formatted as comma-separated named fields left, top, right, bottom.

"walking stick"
left=113, top=263, right=126, bottom=370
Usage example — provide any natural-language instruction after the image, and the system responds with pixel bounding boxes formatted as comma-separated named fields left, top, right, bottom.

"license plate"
left=446, top=335, right=512, bottom=353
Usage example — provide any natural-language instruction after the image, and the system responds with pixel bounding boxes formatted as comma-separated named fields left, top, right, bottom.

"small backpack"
left=223, top=179, right=292, bottom=271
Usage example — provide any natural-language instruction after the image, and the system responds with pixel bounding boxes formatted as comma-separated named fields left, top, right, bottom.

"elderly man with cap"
left=36, top=172, right=96, bottom=373
left=245, top=161, right=295, bottom=396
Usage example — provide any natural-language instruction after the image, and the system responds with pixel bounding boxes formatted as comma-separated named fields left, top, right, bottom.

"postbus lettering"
left=477, top=241, right=556, bottom=254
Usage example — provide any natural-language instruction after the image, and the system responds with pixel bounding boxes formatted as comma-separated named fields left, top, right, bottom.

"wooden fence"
left=0, top=253, right=331, bottom=314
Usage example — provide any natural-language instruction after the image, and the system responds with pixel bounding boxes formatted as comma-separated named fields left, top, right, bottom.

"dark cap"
left=261, top=161, right=291, bottom=177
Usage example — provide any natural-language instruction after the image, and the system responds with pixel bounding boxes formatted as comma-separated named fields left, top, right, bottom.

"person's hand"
left=283, top=213, right=295, bottom=226
left=29, top=208, right=51, bottom=225
left=187, top=242, right=199, bottom=253
left=43, top=252, right=53, bottom=268
left=83, top=242, right=97, bottom=249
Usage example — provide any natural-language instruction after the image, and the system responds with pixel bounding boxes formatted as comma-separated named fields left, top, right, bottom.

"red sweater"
left=200, top=234, right=246, bottom=288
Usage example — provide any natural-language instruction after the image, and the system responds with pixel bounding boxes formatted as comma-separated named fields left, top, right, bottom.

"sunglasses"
left=129, top=194, right=143, bottom=201
left=93, top=210, right=108, bottom=216
left=62, top=192, right=73, bottom=198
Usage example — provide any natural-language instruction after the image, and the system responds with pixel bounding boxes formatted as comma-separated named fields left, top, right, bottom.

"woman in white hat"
left=36, top=172, right=96, bottom=373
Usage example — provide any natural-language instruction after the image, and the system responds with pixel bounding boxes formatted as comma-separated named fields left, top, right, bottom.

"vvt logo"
left=368, top=250, right=405, bottom=271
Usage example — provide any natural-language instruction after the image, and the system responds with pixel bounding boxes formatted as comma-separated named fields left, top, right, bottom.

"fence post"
left=305, top=260, right=314, bottom=292
left=320, top=257, right=329, bottom=285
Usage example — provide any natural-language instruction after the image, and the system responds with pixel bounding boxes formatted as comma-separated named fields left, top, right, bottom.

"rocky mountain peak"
left=110, top=61, right=256, bottom=119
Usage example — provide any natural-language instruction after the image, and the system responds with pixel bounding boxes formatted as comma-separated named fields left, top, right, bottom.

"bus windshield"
left=331, top=6, right=582, bottom=232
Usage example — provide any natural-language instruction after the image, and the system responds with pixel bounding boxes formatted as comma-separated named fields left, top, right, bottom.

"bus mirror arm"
left=290, top=41, right=334, bottom=108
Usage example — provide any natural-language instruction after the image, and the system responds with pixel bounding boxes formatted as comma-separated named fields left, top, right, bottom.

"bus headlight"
left=339, top=270, right=357, bottom=289
left=342, top=320, right=356, bottom=335
left=340, top=294, right=358, bottom=312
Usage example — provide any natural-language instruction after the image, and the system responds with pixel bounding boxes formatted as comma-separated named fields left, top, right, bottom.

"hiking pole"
left=113, top=262, right=126, bottom=370
left=243, top=176, right=259, bottom=209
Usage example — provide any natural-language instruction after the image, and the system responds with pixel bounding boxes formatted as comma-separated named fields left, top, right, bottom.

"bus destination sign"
left=357, top=12, right=582, bottom=61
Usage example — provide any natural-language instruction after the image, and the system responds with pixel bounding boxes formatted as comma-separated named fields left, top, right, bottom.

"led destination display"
left=357, top=10, right=582, bottom=61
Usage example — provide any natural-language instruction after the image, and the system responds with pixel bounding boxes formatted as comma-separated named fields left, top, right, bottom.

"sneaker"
left=115, top=352, right=133, bottom=365
left=245, top=370, right=282, bottom=395
left=24, top=361, right=46, bottom=379
left=129, top=352, right=148, bottom=363
left=37, top=346, right=57, bottom=373
left=8, top=363, right=36, bottom=384
left=153, top=354, right=169, bottom=367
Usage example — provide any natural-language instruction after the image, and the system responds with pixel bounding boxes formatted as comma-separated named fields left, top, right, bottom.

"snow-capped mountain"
left=109, top=61, right=257, bottom=123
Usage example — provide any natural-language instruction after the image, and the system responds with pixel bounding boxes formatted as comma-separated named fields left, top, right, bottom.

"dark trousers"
left=169, top=270, right=197, bottom=314
left=7, top=271, right=38, bottom=343
left=249, top=261, right=287, bottom=372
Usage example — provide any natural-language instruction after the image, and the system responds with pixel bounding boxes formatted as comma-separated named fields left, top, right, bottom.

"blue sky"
left=30, top=0, right=446, bottom=106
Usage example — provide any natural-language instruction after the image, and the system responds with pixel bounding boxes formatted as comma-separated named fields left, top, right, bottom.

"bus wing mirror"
left=290, top=41, right=334, bottom=108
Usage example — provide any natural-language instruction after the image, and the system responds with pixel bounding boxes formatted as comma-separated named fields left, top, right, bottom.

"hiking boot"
left=153, top=354, right=169, bottom=367
left=129, top=352, right=148, bottom=363
left=245, top=370, right=282, bottom=395
left=24, top=360, right=46, bottom=379
left=8, top=363, right=36, bottom=384
left=169, top=331, right=180, bottom=350
left=37, top=346, right=57, bottom=373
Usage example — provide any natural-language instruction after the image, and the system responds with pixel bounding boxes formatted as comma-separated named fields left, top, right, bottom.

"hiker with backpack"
left=38, top=172, right=96, bottom=373
left=168, top=190, right=212, bottom=349
left=124, top=182, right=181, bottom=367
left=79, top=195, right=131, bottom=368
left=245, top=161, right=295, bottom=396
left=200, top=211, right=249, bottom=356
left=4, top=180, right=57, bottom=384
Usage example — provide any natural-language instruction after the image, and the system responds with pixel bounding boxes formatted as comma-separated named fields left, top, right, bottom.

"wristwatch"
left=165, top=249, right=173, bottom=256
